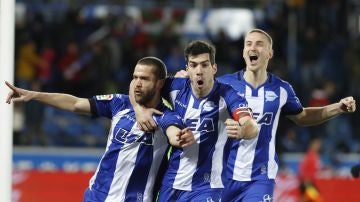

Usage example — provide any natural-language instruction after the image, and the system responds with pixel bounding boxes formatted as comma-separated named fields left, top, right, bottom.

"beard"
left=135, top=88, right=156, bottom=105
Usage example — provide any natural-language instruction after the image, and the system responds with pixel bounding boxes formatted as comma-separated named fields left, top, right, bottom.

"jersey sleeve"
left=161, top=77, right=188, bottom=100
left=89, top=94, right=125, bottom=118
left=222, top=84, right=252, bottom=121
left=282, top=83, right=303, bottom=115
left=156, top=108, right=185, bottom=131
left=216, top=73, right=235, bottom=84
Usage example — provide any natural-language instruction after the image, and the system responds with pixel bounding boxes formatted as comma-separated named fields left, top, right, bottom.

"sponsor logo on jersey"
left=186, top=118, right=215, bottom=132
left=175, top=99, right=187, bottom=109
left=96, top=94, right=113, bottom=100
left=253, top=112, right=274, bottom=125
left=265, top=91, right=278, bottom=102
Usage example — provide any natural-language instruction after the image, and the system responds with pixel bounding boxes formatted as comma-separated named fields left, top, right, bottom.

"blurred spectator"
left=298, top=137, right=324, bottom=202
left=350, top=160, right=360, bottom=178
left=163, top=44, right=186, bottom=74
left=15, top=38, right=47, bottom=89
left=280, top=127, right=303, bottom=153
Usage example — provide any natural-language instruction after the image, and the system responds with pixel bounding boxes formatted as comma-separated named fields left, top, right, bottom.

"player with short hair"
left=133, top=40, right=259, bottom=201
left=216, top=28, right=356, bottom=202
left=5, top=56, right=195, bottom=202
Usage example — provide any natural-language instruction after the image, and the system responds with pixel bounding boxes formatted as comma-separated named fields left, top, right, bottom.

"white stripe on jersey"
left=173, top=96, right=199, bottom=190
left=170, top=90, right=180, bottom=107
left=105, top=122, right=141, bottom=201
left=233, top=86, right=263, bottom=181
left=211, top=97, right=231, bottom=188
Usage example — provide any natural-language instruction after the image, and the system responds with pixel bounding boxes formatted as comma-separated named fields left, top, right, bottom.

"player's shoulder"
left=268, top=73, right=293, bottom=88
left=215, top=80, right=243, bottom=98
left=166, top=77, right=189, bottom=89
left=217, top=71, right=241, bottom=81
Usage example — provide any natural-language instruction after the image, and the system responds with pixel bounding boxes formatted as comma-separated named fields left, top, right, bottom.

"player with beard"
left=5, top=56, right=195, bottom=202
left=132, top=41, right=259, bottom=201
left=216, top=29, right=356, bottom=202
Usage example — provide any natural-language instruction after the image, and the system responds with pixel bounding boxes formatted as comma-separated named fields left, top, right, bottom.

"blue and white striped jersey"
left=217, top=70, right=303, bottom=181
left=86, top=94, right=183, bottom=202
left=160, top=78, right=249, bottom=191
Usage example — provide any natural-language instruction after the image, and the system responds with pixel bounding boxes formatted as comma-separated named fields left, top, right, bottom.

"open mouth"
left=134, top=89, right=142, bottom=95
left=197, top=80, right=204, bottom=85
left=250, top=55, right=258, bottom=62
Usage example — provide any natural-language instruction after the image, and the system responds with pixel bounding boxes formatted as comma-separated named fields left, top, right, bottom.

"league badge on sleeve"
left=96, top=94, right=114, bottom=100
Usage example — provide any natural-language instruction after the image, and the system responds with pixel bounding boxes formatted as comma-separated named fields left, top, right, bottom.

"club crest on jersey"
left=203, top=101, right=215, bottom=112
left=237, top=92, right=245, bottom=97
left=265, top=91, right=278, bottom=102
left=96, top=94, right=113, bottom=100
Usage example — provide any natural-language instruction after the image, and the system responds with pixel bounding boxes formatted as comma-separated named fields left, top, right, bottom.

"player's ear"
left=212, top=63, right=217, bottom=75
left=268, top=49, right=274, bottom=59
left=158, top=79, right=165, bottom=89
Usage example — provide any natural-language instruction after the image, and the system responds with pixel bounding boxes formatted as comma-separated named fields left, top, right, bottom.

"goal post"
left=0, top=0, right=15, bottom=201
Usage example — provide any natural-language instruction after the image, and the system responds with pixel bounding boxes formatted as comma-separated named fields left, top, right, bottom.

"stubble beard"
left=135, top=89, right=156, bottom=105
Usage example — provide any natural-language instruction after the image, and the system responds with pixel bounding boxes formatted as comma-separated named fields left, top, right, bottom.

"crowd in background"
left=13, top=0, right=360, bottom=168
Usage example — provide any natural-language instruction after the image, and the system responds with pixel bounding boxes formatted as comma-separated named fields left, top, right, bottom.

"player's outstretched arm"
left=288, top=96, right=356, bottom=126
left=166, top=126, right=195, bottom=148
left=5, top=81, right=91, bottom=115
left=129, top=80, right=162, bottom=131
left=225, top=117, right=259, bottom=140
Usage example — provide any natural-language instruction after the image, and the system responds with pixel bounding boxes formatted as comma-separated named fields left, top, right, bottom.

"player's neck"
left=144, top=95, right=161, bottom=109
left=243, top=69, right=268, bottom=89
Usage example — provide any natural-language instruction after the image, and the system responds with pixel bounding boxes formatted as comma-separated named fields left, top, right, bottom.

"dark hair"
left=137, top=57, right=167, bottom=80
left=184, top=40, right=216, bottom=65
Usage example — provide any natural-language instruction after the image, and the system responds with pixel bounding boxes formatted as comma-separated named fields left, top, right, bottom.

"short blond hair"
left=246, top=29, right=273, bottom=49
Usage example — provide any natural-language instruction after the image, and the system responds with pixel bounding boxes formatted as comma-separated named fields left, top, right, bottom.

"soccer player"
left=132, top=41, right=259, bottom=201
left=216, top=29, right=357, bottom=202
left=5, top=57, right=195, bottom=202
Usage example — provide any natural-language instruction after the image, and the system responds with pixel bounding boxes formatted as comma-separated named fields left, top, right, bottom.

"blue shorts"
left=158, top=185, right=223, bottom=202
left=221, top=179, right=275, bottom=202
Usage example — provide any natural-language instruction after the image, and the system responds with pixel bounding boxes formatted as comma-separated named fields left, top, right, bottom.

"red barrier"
left=13, top=170, right=92, bottom=202
left=12, top=170, right=360, bottom=202
left=315, top=178, right=360, bottom=202
left=275, top=173, right=360, bottom=202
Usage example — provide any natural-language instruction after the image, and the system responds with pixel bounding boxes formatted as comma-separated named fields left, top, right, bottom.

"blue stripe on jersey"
left=223, top=138, right=235, bottom=181
left=125, top=137, right=153, bottom=201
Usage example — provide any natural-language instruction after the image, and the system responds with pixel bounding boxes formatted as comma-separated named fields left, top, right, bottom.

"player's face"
left=186, top=53, right=217, bottom=97
left=132, top=64, right=159, bottom=105
left=243, top=32, right=273, bottom=72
